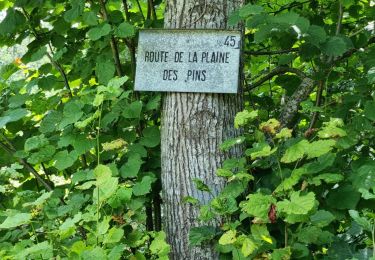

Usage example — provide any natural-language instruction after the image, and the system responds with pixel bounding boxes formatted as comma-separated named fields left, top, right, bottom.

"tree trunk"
left=161, top=0, right=243, bottom=259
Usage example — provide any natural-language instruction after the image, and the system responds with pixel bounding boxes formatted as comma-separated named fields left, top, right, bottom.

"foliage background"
left=0, top=0, right=375, bottom=259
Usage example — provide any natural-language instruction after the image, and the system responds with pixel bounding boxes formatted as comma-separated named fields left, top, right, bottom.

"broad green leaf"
left=306, top=140, right=336, bottom=159
left=15, top=241, right=53, bottom=260
left=318, top=118, right=347, bottom=138
left=64, top=0, right=84, bottom=22
left=53, top=150, right=78, bottom=171
left=193, top=178, right=211, bottom=192
left=281, top=140, right=309, bottom=163
left=82, top=11, right=98, bottom=26
left=297, top=226, right=333, bottom=245
left=271, top=247, right=291, bottom=260
left=245, top=142, right=277, bottom=160
left=0, top=108, right=28, bottom=128
left=327, top=185, right=360, bottom=209
left=219, top=230, right=236, bottom=245
left=39, top=111, right=62, bottom=133
left=241, top=238, right=257, bottom=257
left=133, top=175, right=156, bottom=196
left=251, top=225, right=272, bottom=244
left=234, top=110, right=258, bottom=128
left=23, top=191, right=53, bottom=207
left=310, top=173, right=344, bottom=185
left=115, top=22, right=136, bottom=38
left=241, top=193, right=276, bottom=222
left=189, top=226, right=217, bottom=246
left=364, top=101, right=375, bottom=121
left=104, top=227, right=124, bottom=244
left=108, top=186, right=132, bottom=208
left=239, top=4, right=264, bottom=17
left=120, top=154, right=143, bottom=178
left=140, top=126, right=160, bottom=147
left=59, top=102, right=83, bottom=129
left=322, top=36, right=351, bottom=57
left=305, top=25, right=327, bottom=46
left=96, top=57, right=115, bottom=85
left=349, top=210, right=372, bottom=232
left=0, top=9, right=26, bottom=35
left=0, top=212, right=31, bottom=229
left=150, top=231, right=170, bottom=257
left=123, top=101, right=142, bottom=118
left=277, top=191, right=316, bottom=215
left=24, top=134, right=49, bottom=152
left=310, top=210, right=335, bottom=227
left=220, top=136, right=245, bottom=151
left=87, top=23, right=111, bottom=41
left=275, top=128, right=292, bottom=139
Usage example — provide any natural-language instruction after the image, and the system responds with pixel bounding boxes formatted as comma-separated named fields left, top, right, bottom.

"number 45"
left=224, top=35, right=237, bottom=47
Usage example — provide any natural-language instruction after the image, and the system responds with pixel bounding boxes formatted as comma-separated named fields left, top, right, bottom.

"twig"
left=122, top=0, right=130, bottom=21
left=21, top=8, right=73, bottom=97
left=0, top=141, right=53, bottom=192
left=135, top=0, right=146, bottom=22
left=150, top=0, right=157, bottom=20
left=271, top=0, right=311, bottom=14
left=244, top=48, right=299, bottom=56
left=308, top=80, right=324, bottom=130
left=98, top=0, right=123, bottom=77
left=248, top=66, right=306, bottom=90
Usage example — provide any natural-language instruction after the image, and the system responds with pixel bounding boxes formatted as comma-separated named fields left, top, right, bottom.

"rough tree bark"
left=161, top=0, right=243, bottom=259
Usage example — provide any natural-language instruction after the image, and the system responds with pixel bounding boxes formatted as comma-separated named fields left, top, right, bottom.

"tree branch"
left=244, top=48, right=299, bottom=56
left=0, top=140, right=53, bottom=192
left=135, top=0, right=146, bottom=22
left=248, top=66, right=306, bottom=90
left=21, top=8, right=73, bottom=97
left=279, top=76, right=315, bottom=128
left=98, top=0, right=123, bottom=77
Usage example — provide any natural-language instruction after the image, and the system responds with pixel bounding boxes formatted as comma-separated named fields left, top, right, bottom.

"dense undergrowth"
left=0, top=0, right=375, bottom=259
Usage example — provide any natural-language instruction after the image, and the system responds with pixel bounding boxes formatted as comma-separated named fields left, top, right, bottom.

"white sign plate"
left=135, top=29, right=241, bottom=93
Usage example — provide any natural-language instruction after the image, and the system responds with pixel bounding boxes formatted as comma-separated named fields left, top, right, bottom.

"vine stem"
left=96, top=103, right=103, bottom=246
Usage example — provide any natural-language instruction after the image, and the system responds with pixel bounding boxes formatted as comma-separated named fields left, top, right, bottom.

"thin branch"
left=135, top=0, right=146, bottom=22
left=98, top=0, right=123, bottom=77
left=244, top=48, right=299, bottom=56
left=308, top=80, right=324, bottom=130
left=248, top=66, right=306, bottom=90
left=335, top=2, right=343, bottom=36
left=271, top=0, right=311, bottom=14
left=0, top=140, right=53, bottom=192
left=122, top=0, right=130, bottom=21
left=21, top=8, right=73, bottom=97
left=150, top=0, right=157, bottom=21
left=333, top=36, right=375, bottom=64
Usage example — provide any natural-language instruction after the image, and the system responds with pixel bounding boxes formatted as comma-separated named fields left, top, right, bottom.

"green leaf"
left=64, top=0, right=84, bottom=22
left=53, top=150, right=78, bottom=171
left=297, top=226, right=333, bottom=245
left=281, top=140, right=309, bottom=163
left=0, top=9, right=26, bottom=35
left=120, top=154, right=143, bottom=178
left=318, top=118, right=347, bottom=138
left=0, top=212, right=31, bottom=229
left=0, top=108, right=28, bottom=128
left=234, top=110, right=258, bottom=128
left=15, top=241, right=53, bottom=260
left=189, top=226, right=217, bottom=246
left=306, top=140, right=336, bottom=159
left=82, top=11, right=98, bottom=26
left=310, top=210, right=335, bottom=227
left=277, top=191, right=316, bottom=215
left=271, top=247, right=291, bottom=260
left=108, top=187, right=132, bottom=208
left=59, top=102, right=83, bottom=129
left=133, top=175, right=156, bottom=196
left=23, top=191, right=53, bottom=207
left=150, top=231, right=170, bottom=257
left=123, top=101, right=143, bottom=119
left=241, top=193, right=276, bottom=222
left=349, top=210, right=372, bottom=232
left=327, top=184, right=360, bottom=209
left=39, top=111, right=62, bottom=133
left=305, top=25, right=327, bottom=46
left=220, top=136, right=246, bottom=151
left=219, top=230, right=236, bottom=245
left=193, top=178, right=211, bottom=192
left=364, top=101, right=375, bottom=121
left=96, top=57, right=115, bottom=85
left=239, top=4, right=264, bottom=18
left=245, top=142, right=277, bottom=160
left=310, top=173, right=344, bottom=185
left=140, top=126, right=160, bottom=148
left=87, top=23, right=111, bottom=41
left=115, top=22, right=136, bottom=38
left=24, top=134, right=49, bottom=152
left=103, top=227, right=124, bottom=244
left=322, top=36, right=350, bottom=57
left=241, top=238, right=257, bottom=257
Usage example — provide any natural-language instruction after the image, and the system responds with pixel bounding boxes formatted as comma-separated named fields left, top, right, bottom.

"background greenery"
left=0, top=0, right=374, bottom=259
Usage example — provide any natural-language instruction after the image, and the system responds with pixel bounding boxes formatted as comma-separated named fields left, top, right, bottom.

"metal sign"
left=135, top=29, right=241, bottom=94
